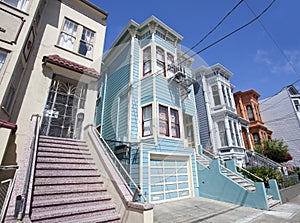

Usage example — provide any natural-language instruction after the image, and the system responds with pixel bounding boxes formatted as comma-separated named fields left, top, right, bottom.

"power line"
left=179, top=0, right=277, bottom=65
left=181, top=0, right=245, bottom=58
left=245, top=0, right=300, bottom=79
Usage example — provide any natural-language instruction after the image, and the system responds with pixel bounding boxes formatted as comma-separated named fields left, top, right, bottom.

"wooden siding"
left=154, top=36, right=175, bottom=53
left=141, top=76, right=154, bottom=105
left=102, top=43, right=131, bottom=141
left=156, top=76, right=180, bottom=107
left=194, top=81, right=211, bottom=149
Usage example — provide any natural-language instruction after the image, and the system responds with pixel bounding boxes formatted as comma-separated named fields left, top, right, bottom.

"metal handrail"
left=237, top=166, right=264, bottom=182
left=202, top=148, right=216, bottom=159
left=16, top=114, right=40, bottom=220
left=249, top=151, right=283, bottom=168
left=93, top=128, right=147, bottom=202
left=0, top=175, right=17, bottom=223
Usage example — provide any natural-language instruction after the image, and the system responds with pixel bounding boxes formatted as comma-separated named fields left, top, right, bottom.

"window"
left=253, top=133, right=260, bottom=145
left=218, top=121, right=228, bottom=146
left=171, top=109, right=180, bottom=138
left=293, top=100, right=300, bottom=111
left=159, top=105, right=169, bottom=136
left=142, top=105, right=152, bottom=137
left=229, top=120, right=235, bottom=145
left=183, top=114, right=195, bottom=148
left=156, top=47, right=166, bottom=76
left=212, top=85, right=221, bottom=106
left=234, top=122, right=241, bottom=146
left=167, top=53, right=175, bottom=78
left=3, top=0, right=28, bottom=11
left=58, top=18, right=95, bottom=58
left=246, top=105, right=254, bottom=121
left=0, top=49, right=8, bottom=72
left=159, top=105, right=181, bottom=138
left=2, top=59, right=24, bottom=112
left=226, top=87, right=232, bottom=107
left=221, top=85, right=227, bottom=105
left=143, top=47, right=151, bottom=76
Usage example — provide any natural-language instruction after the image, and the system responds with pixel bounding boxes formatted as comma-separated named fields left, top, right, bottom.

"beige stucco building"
left=0, top=0, right=107, bottom=177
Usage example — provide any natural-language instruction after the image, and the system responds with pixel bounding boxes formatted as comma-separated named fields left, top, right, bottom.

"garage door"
left=150, top=155, right=191, bottom=202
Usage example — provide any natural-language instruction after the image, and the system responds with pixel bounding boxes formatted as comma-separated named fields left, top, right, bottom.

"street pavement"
left=154, top=195, right=300, bottom=223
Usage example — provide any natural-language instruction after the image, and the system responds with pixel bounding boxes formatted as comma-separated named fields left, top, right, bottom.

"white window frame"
left=58, top=18, right=95, bottom=58
left=158, top=104, right=181, bottom=139
left=2, top=0, right=29, bottom=11
left=0, top=49, right=8, bottom=72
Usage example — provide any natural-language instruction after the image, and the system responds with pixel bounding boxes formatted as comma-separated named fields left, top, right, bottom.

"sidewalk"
left=154, top=195, right=300, bottom=223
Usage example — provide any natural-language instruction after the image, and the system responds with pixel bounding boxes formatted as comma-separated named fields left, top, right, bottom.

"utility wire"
left=245, top=0, right=300, bottom=79
left=179, top=0, right=277, bottom=66
left=180, top=0, right=245, bottom=58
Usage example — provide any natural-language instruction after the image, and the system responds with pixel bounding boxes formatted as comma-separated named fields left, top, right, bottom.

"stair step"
left=269, top=199, right=281, bottom=209
left=33, top=190, right=109, bottom=202
left=36, top=162, right=97, bottom=170
left=39, top=135, right=86, bottom=144
left=36, top=157, right=94, bottom=164
left=33, top=184, right=105, bottom=195
left=35, top=169, right=100, bottom=177
left=37, top=151, right=92, bottom=159
left=32, top=194, right=112, bottom=208
left=34, top=176, right=102, bottom=185
left=38, top=142, right=88, bottom=151
left=38, top=146, right=91, bottom=155
left=31, top=211, right=120, bottom=223
left=31, top=202, right=117, bottom=222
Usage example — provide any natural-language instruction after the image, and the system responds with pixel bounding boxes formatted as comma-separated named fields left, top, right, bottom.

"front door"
left=40, top=76, right=87, bottom=139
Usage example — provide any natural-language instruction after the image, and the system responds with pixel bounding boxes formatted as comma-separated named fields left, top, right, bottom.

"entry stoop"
left=30, top=135, right=120, bottom=223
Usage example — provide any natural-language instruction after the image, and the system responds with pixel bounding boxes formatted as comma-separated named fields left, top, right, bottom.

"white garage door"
left=150, top=155, right=191, bottom=202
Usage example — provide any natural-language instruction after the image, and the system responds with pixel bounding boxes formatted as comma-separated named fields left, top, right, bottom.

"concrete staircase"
left=196, top=154, right=281, bottom=209
left=30, top=135, right=121, bottom=223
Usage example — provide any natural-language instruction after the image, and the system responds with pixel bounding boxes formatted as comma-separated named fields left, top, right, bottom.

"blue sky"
left=91, top=0, right=300, bottom=99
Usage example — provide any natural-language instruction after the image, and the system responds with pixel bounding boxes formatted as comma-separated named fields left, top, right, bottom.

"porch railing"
left=93, top=128, right=147, bottom=202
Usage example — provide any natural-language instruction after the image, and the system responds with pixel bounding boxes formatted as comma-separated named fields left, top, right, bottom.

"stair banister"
left=238, top=166, right=264, bottom=182
left=16, top=114, right=40, bottom=220
left=93, top=128, right=147, bottom=202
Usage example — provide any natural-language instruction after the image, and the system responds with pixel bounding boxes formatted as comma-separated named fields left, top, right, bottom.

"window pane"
left=212, top=85, right=221, bottom=106
left=4, top=0, right=28, bottom=11
left=79, top=28, right=94, bottom=57
left=246, top=105, right=254, bottom=121
left=0, top=49, right=8, bottom=71
left=218, top=121, right=228, bottom=146
left=171, top=109, right=180, bottom=138
left=58, top=19, right=78, bottom=51
left=142, top=105, right=152, bottom=136
left=159, top=105, right=169, bottom=136
left=143, top=47, right=151, bottom=75
left=167, top=53, right=175, bottom=78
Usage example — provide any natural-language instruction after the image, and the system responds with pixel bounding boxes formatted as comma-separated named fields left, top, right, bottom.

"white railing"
left=93, top=128, right=147, bottom=202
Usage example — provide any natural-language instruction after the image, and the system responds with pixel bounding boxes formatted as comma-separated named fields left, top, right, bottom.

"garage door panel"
left=150, top=156, right=191, bottom=202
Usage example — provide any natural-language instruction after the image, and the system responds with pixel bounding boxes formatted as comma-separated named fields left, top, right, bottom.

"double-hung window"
left=167, top=53, right=175, bottom=78
left=159, top=105, right=169, bottom=136
left=246, top=105, right=254, bottom=121
left=143, top=47, right=151, bottom=76
left=159, top=105, right=180, bottom=138
left=212, top=85, right=221, bottom=106
left=3, top=0, right=28, bottom=11
left=58, top=18, right=95, bottom=58
left=0, top=49, right=8, bottom=72
left=156, top=47, right=166, bottom=76
left=142, top=105, right=152, bottom=137
left=170, top=109, right=180, bottom=138
left=218, top=121, right=228, bottom=147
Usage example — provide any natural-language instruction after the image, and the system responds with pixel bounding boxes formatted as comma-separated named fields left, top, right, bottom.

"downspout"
left=100, top=73, right=107, bottom=135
